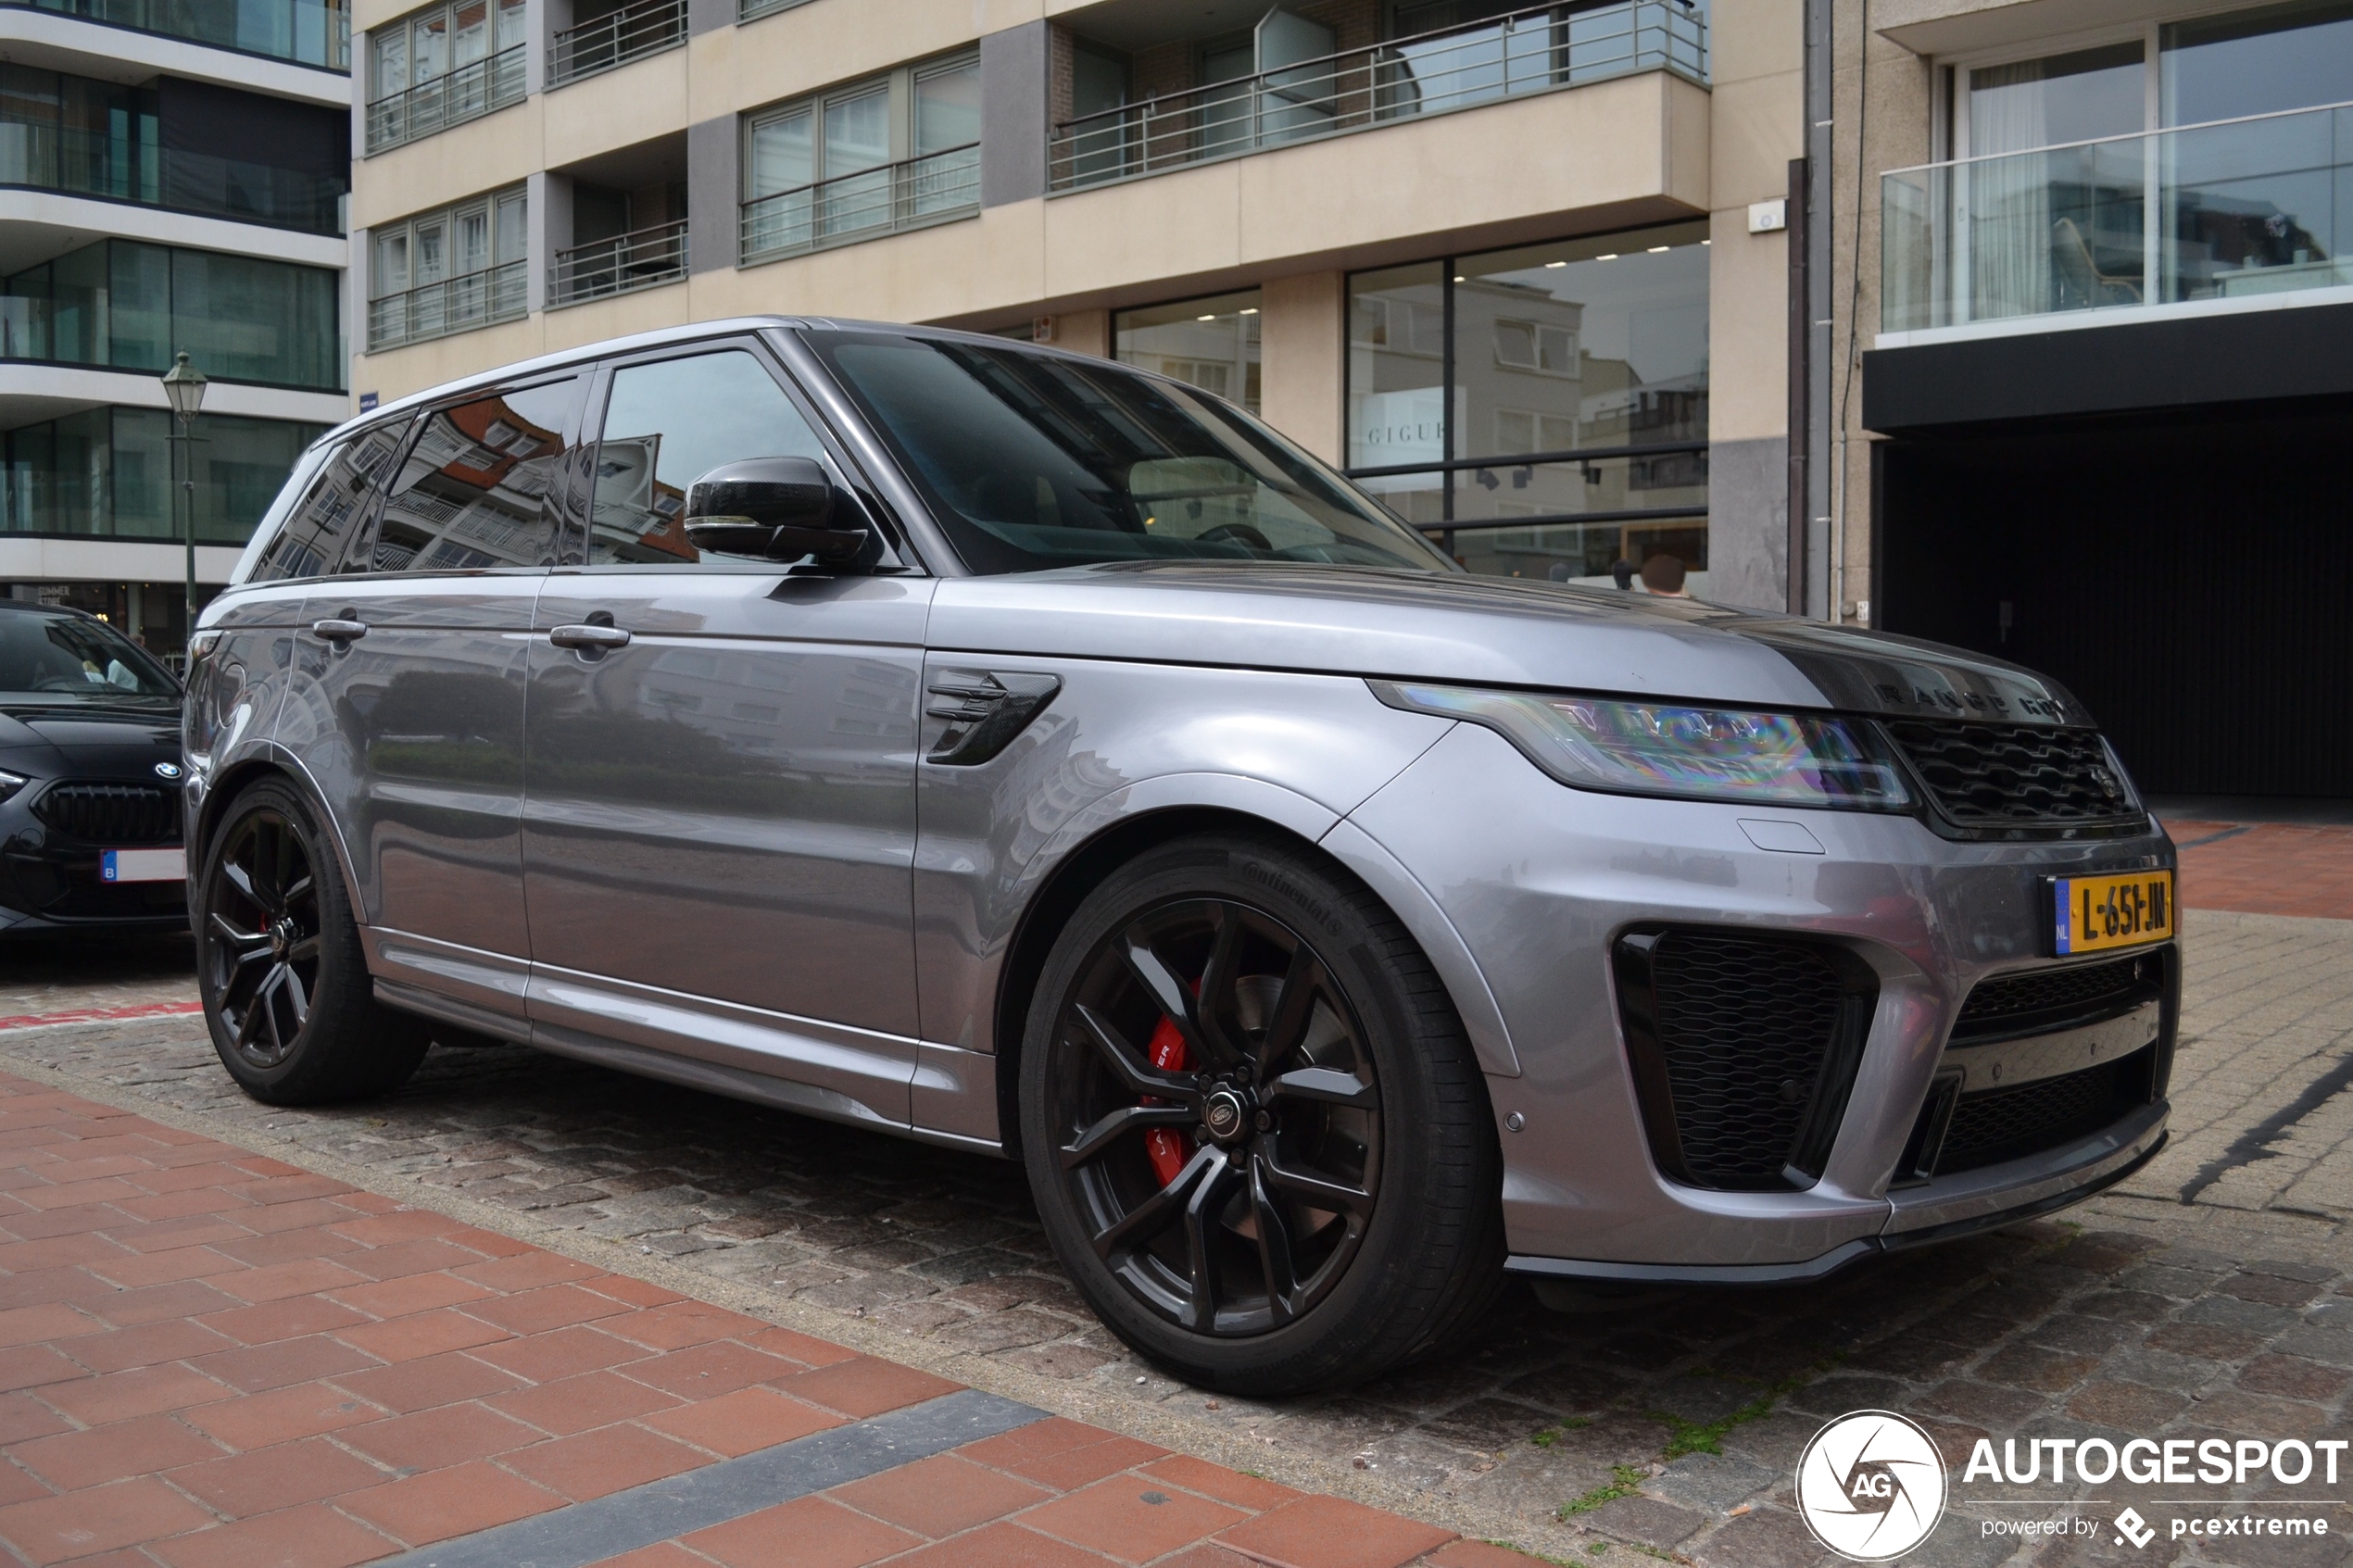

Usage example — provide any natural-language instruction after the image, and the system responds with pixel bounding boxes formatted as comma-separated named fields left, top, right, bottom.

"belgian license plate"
left=102, top=848, right=185, bottom=884
left=2051, top=870, right=2174, bottom=955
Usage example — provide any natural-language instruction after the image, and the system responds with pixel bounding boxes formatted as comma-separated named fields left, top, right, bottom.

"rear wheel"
left=1020, top=833, right=1503, bottom=1394
left=196, top=779, right=427, bottom=1105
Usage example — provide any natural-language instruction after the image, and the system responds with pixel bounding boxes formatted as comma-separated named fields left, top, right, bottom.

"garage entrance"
left=1875, top=397, right=2353, bottom=800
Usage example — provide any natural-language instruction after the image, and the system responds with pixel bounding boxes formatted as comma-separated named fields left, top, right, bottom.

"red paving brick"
left=0, top=1073, right=1482, bottom=1568
left=2164, top=817, right=2353, bottom=920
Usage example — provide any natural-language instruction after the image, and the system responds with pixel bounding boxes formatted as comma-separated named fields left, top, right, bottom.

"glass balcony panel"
left=1883, top=100, right=2353, bottom=333
left=6, top=0, right=348, bottom=69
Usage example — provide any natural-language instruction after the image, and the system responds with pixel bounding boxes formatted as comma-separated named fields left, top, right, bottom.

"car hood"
left=0, top=698, right=183, bottom=775
left=926, top=563, right=2094, bottom=725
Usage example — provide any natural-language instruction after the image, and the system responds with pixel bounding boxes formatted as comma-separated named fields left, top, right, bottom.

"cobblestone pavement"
left=6, top=893, right=2353, bottom=1563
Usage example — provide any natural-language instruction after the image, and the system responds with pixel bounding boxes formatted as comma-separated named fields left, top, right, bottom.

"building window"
left=366, top=0, right=527, bottom=153
left=0, top=408, right=328, bottom=544
left=1346, top=221, right=1710, bottom=588
left=369, top=187, right=527, bottom=351
left=0, top=66, right=346, bottom=234
left=0, top=240, right=342, bottom=392
left=11, top=0, right=350, bottom=71
left=740, top=54, right=980, bottom=265
left=1114, top=290, right=1262, bottom=415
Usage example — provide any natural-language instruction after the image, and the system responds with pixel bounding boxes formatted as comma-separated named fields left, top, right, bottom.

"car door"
left=521, top=339, right=934, bottom=1128
left=275, top=373, right=585, bottom=1035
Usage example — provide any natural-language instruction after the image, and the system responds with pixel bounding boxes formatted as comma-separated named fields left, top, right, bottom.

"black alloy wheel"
left=196, top=779, right=428, bottom=1105
left=1051, top=897, right=1380, bottom=1336
left=203, top=805, right=321, bottom=1069
left=1022, top=834, right=1503, bottom=1395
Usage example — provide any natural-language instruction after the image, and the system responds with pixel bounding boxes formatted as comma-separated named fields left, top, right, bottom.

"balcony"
left=1048, top=0, right=1705, bottom=193
left=367, top=258, right=525, bottom=351
left=0, top=119, right=346, bottom=234
left=5, top=0, right=348, bottom=70
left=547, top=0, right=682, bottom=89
left=1882, top=100, right=2353, bottom=343
left=740, top=142, right=978, bottom=266
left=367, top=44, right=525, bottom=155
left=550, top=217, right=684, bottom=305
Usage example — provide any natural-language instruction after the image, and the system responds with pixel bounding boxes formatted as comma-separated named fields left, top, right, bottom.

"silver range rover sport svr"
left=184, top=319, right=2177, bottom=1395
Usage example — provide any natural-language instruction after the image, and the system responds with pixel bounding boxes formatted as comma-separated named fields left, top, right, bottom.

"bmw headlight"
left=1369, top=682, right=1912, bottom=811
left=0, top=771, right=25, bottom=805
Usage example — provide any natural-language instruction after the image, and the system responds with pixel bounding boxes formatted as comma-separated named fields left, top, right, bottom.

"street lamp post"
left=159, top=352, right=208, bottom=652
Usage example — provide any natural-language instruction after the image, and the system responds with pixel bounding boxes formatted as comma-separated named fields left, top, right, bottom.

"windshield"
left=0, top=612, right=178, bottom=699
left=807, top=332, right=1453, bottom=575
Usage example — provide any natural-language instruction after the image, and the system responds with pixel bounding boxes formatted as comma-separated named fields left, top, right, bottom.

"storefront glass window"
left=1345, top=223, right=1710, bottom=590
left=1114, top=290, right=1262, bottom=415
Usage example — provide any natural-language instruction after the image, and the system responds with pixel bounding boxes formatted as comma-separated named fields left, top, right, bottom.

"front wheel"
left=1020, top=833, right=1503, bottom=1394
left=196, top=779, right=428, bottom=1105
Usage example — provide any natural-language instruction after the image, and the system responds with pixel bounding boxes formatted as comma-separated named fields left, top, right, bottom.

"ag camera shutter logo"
left=1795, top=1411, right=1948, bottom=1562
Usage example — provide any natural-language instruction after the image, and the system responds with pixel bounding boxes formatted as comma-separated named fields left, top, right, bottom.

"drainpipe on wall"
left=1802, top=0, right=1834, bottom=620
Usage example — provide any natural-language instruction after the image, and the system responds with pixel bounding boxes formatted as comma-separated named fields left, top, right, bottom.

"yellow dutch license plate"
left=2051, top=870, right=2175, bottom=955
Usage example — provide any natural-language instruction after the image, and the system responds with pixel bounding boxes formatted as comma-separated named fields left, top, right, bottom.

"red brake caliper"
left=1143, top=1013, right=1190, bottom=1186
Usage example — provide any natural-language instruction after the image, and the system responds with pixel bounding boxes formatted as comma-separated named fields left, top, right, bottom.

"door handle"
left=547, top=623, right=632, bottom=650
left=309, top=619, right=368, bottom=644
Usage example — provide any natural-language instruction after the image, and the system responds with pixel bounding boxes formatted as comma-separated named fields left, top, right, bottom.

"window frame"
left=740, top=50, right=981, bottom=205
left=369, top=0, right=529, bottom=105
left=562, top=336, right=917, bottom=575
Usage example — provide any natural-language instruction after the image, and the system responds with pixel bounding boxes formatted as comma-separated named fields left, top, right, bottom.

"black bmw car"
left=0, top=602, right=188, bottom=935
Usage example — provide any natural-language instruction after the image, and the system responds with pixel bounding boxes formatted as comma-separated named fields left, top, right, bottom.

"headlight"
left=1369, top=682, right=1913, bottom=810
left=0, top=771, right=25, bottom=805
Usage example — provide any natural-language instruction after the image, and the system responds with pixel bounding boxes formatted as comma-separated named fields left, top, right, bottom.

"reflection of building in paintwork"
left=627, top=646, right=916, bottom=764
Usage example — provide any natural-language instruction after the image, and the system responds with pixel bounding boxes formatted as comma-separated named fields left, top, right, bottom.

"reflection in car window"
left=809, top=333, right=1453, bottom=576
left=363, top=379, right=579, bottom=573
left=250, top=424, right=407, bottom=582
left=0, top=612, right=178, bottom=698
left=587, top=350, right=829, bottom=565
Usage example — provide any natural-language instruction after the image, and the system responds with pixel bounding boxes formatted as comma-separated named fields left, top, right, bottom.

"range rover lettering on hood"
left=1732, top=620, right=2090, bottom=727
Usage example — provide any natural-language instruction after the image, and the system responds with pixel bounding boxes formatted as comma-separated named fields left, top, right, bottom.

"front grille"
left=1953, top=953, right=2163, bottom=1044
left=1932, top=1047, right=2154, bottom=1175
left=1617, top=931, right=1876, bottom=1190
left=32, top=783, right=181, bottom=845
left=1881, top=720, right=2139, bottom=830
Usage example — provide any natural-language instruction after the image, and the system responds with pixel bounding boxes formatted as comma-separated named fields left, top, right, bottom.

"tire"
left=1019, top=831, right=1504, bottom=1395
left=195, top=778, right=428, bottom=1105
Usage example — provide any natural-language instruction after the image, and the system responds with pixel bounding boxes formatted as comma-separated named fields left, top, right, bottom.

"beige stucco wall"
left=1259, top=271, right=1344, bottom=465
left=1705, top=0, right=1802, bottom=447
left=350, top=70, right=1714, bottom=409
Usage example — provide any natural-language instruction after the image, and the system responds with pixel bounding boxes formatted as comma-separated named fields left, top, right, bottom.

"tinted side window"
left=249, top=424, right=406, bottom=581
left=359, top=377, right=581, bottom=573
left=587, top=349, right=827, bottom=565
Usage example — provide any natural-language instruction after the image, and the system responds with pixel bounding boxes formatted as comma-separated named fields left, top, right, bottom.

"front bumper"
left=0, top=795, right=187, bottom=935
left=1347, top=721, right=2175, bottom=1277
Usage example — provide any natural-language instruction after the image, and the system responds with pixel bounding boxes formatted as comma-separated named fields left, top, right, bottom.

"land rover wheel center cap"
left=1203, top=1087, right=1249, bottom=1143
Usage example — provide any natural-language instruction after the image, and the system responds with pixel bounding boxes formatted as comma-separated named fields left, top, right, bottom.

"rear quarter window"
left=247, top=421, right=408, bottom=583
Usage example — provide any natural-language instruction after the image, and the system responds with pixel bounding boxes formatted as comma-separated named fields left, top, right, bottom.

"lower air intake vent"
left=1614, top=930, right=1878, bottom=1191
left=33, top=783, right=180, bottom=845
left=1953, top=952, right=2165, bottom=1044
left=1931, top=1048, right=2155, bottom=1175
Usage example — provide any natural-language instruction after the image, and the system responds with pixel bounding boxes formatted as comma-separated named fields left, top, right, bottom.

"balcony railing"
left=0, top=119, right=346, bottom=233
left=5, top=0, right=348, bottom=70
left=366, top=45, right=526, bottom=155
left=740, top=142, right=979, bottom=265
left=1883, top=99, right=2353, bottom=338
left=547, top=0, right=683, bottom=88
left=549, top=219, right=686, bottom=306
left=1048, top=0, right=1705, bottom=192
left=368, top=258, right=526, bottom=351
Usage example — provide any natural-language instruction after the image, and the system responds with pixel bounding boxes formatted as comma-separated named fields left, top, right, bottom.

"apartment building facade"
left=0, top=0, right=353, bottom=654
left=346, top=0, right=1804, bottom=609
left=1830, top=0, right=2353, bottom=800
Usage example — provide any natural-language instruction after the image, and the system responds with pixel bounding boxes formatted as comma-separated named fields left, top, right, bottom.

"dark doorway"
left=1877, top=399, right=2353, bottom=799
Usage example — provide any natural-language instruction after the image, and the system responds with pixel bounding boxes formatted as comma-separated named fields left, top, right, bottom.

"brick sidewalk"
left=2163, top=818, right=2353, bottom=921
left=0, top=1073, right=1527, bottom=1568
